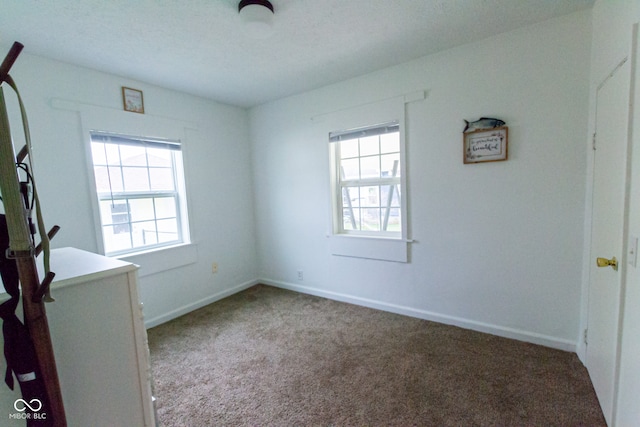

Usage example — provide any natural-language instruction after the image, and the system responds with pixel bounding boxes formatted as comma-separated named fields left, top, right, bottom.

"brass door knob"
left=596, top=256, right=618, bottom=271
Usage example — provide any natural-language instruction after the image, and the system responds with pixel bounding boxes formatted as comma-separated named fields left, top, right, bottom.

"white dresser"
left=0, top=247, right=156, bottom=427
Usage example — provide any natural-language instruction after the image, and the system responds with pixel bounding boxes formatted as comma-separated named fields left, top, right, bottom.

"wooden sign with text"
left=463, top=126, right=508, bottom=164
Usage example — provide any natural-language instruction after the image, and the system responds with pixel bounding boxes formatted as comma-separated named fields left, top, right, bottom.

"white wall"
left=588, top=1, right=640, bottom=425
left=250, top=11, right=592, bottom=350
left=0, top=50, right=258, bottom=325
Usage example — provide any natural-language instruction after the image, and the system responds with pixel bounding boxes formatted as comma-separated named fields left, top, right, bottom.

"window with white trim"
left=89, top=131, right=189, bottom=256
left=330, top=121, right=403, bottom=237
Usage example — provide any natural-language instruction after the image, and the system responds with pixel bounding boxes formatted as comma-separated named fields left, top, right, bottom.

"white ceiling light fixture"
left=238, top=0, right=275, bottom=39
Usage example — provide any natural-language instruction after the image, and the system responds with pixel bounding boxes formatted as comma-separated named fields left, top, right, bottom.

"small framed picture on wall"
left=463, top=126, right=508, bottom=164
left=122, top=87, right=144, bottom=114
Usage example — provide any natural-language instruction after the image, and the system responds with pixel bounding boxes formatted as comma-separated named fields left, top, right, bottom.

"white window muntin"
left=90, top=131, right=186, bottom=256
left=330, top=121, right=403, bottom=237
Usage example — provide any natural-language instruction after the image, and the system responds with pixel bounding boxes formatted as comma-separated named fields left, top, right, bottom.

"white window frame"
left=330, top=121, right=402, bottom=238
left=46, top=99, right=198, bottom=275
left=323, top=96, right=411, bottom=262
left=89, top=131, right=189, bottom=256
left=55, top=101, right=197, bottom=266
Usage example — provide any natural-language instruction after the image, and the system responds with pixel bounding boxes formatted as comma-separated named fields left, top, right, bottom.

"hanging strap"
left=2, top=75, right=52, bottom=301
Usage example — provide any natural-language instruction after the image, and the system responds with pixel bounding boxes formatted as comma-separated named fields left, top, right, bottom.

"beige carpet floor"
left=148, top=284, right=606, bottom=426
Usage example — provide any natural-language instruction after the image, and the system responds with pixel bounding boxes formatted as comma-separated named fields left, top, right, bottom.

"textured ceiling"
left=0, top=0, right=594, bottom=108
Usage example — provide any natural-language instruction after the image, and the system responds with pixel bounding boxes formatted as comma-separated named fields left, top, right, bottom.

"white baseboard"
left=260, top=278, right=577, bottom=353
left=144, top=279, right=259, bottom=329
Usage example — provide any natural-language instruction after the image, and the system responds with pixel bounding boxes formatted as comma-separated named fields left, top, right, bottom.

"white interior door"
left=586, top=57, right=631, bottom=425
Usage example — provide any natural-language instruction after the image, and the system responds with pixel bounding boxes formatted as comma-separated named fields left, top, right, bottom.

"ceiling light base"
left=238, top=0, right=275, bottom=39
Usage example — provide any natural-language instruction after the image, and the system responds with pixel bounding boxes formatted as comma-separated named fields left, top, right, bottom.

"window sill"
left=116, top=243, right=197, bottom=277
left=327, top=234, right=411, bottom=263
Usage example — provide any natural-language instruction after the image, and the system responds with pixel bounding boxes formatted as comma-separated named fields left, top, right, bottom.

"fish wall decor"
left=463, top=117, right=506, bottom=133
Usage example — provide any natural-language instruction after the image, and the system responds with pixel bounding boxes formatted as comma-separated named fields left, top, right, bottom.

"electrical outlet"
left=297, top=270, right=303, bottom=281
left=212, top=262, right=218, bottom=274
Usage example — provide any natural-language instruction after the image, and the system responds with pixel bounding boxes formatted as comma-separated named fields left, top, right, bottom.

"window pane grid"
left=338, top=139, right=400, bottom=179
left=90, top=133, right=184, bottom=256
left=97, top=197, right=178, bottom=222
left=334, top=124, right=402, bottom=235
left=98, top=195, right=180, bottom=254
left=331, top=120, right=403, bottom=239
left=338, top=183, right=402, bottom=232
left=337, top=135, right=401, bottom=233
